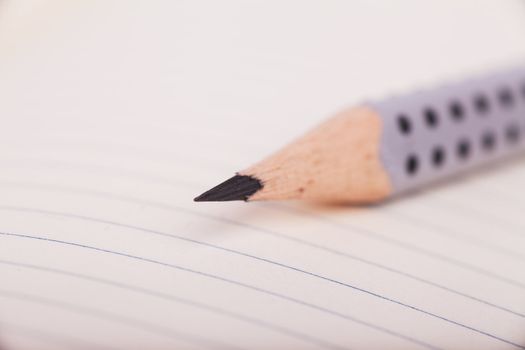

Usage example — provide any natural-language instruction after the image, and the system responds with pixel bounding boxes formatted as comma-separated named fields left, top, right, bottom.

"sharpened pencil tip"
left=194, top=174, right=263, bottom=202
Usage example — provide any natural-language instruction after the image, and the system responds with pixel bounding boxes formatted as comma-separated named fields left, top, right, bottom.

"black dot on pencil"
left=194, top=174, right=263, bottom=202
left=497, top=87, right=514, bottom=108
left=481, top=131, right=496, bottom=152
left=473, top=94, right=490, bottom=114
left=505, top=124, right=520, bottom=144
left=457, top=139, right=471, bottom=160
left=432, top=147, right=445, bottom=167
left=397, top=114, right=412, bottom=135
left=424, top=107, right=438, bottom=128
left=449, top=100, right=464, bottom=121
left=405, top=155, right=419, bottom=175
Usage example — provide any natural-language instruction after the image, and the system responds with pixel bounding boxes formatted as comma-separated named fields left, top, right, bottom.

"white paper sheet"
left=0, top=1, right=524, bottom=349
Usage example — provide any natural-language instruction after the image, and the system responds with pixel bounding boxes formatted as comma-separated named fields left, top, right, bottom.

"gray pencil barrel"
left=372, top=67, right=525, bottom=195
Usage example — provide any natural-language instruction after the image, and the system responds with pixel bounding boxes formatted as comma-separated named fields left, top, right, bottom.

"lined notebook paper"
left=1, top=1, right=525, bottom=349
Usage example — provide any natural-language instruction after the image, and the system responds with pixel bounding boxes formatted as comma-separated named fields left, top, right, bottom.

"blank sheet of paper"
left=0, top=1, right=524, bottom=349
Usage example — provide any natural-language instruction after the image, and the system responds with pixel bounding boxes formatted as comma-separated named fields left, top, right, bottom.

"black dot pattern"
left=386, top=77, right=525, bottom=178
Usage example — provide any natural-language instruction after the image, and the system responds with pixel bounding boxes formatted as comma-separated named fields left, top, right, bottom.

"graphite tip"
left=194, top=174, right=263, bottom=202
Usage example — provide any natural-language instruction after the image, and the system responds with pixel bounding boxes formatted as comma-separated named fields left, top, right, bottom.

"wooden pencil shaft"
left=242, top=106, right=392, bottom=203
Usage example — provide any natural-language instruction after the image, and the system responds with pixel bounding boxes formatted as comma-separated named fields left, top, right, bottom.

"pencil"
left=195, top=67, right=525, bottom=204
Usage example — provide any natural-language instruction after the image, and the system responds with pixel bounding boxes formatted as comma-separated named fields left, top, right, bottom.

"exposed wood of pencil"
left=240, top=106, right=392, bottom=203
